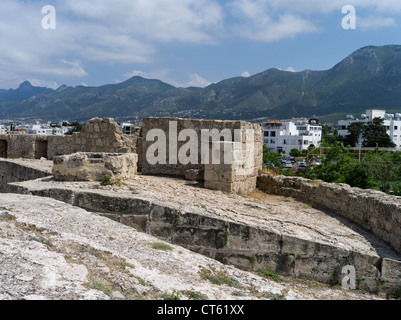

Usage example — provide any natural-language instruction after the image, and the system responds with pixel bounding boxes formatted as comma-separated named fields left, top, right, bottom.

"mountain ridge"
left=2, top=45, right=401, bottom=122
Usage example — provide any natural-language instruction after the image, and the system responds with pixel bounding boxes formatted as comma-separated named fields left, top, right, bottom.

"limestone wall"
left=0, top=117, right=263, bottom=193
left=0, top=160, right=51, bottom=193
left=257, top=174, right=401, bottom=255
left=48, top=118, right=139, bottom=159
left=140, top=117, right=263, bottom=193
left=0, top=118, right=140, bottom=161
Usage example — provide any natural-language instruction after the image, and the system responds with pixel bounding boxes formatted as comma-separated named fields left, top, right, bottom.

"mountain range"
left=2, top=45, right=401, bottom=123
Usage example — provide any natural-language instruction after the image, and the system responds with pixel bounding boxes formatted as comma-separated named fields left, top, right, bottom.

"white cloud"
left=187, top=73, right=212, bottom=88
left=124, top=70, right=212, bottom=88
left=241, top=71, right=251, bottom=77
left=358, top=16, right=397, bottom=30
left=227, top=0, right=319, bottom=42
left=285, top=67, right=296, bottom=72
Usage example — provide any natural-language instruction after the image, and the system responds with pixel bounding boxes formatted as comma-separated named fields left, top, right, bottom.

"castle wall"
left=257, top=174, right=401, bottom=255
left=140, top=117, right=263, bottom=193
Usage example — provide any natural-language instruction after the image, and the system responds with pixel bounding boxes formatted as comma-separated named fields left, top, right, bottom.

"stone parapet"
left=257, top=174, right=401, bottom=255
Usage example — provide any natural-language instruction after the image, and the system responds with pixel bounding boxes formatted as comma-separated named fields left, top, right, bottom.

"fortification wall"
left=140, top=117, right=263, bottom=192
left=0, top=160, right=51, bottom=193
left=257, top=174, right=401, bottom=255
left=0, top=118, right=140, bottom=161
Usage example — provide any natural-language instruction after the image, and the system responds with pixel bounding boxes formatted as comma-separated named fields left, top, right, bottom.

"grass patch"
left=86, top=277, right=113, bottom=298
left=263, top=290, right=287, bottom=300
left=100, top=174, right=127, bottom=187
left=28, top=235, right=53, bottom=247
left=161, top=290, right=182, bottom=300
left=256, top=269, right=283, bottom=282
left=199, top=268, right=243, bottom=289
left=149, top=242, right=173, bottom=251
left=182, top=290, right=208, bottom=300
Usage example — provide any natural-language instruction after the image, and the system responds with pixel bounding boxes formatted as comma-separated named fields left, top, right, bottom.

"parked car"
left=284, top=161, right=293, bottom=168
left=298, top=161, right=307, bottom=169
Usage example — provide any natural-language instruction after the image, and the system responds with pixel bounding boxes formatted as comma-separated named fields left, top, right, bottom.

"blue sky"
left=2, top=0, right=401, bottom=89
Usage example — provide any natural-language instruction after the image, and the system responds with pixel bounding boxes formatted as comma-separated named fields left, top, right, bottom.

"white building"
left=26, top=124, right=71, bottom=135
left=338, top=109, right=401, bottom=148
left=0, top=125, right=8, bottom=134
left=262, top=119, right=323, bottom=155
left=120, top=122, right=135, bottom=135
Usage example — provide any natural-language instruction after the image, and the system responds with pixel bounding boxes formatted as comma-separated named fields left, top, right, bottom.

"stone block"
left=53, top=152, right=138, bottom=182
left=185, top=169, right=204, bottom=181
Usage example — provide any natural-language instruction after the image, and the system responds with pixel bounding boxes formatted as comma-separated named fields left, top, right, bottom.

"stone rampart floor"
left=0, top=193, right=383, bottom=300
left=12, top=173, right=400, bottom=263
left=2, top=159, right=400, bottom=299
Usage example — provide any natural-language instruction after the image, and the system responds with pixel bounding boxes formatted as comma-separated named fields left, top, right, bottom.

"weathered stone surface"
left=0, top=159, right=52, bottom=193
left=0, top=193, right=385, bottom=300
left=140, top=118, right=263, bottom=183
left=9, top=173, right=401, bottom=295
left=52, top=152, right=138, bottom=182
left=257, top=174, right=401, bottom=255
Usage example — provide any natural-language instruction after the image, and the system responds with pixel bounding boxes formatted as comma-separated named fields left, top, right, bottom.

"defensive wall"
left=0, top=117, right=263, bottom=195
left=257, top=175, right=401, bottom=256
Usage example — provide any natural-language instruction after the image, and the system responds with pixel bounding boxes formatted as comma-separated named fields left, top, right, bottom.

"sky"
left=1, top=0, right=401, bottom=90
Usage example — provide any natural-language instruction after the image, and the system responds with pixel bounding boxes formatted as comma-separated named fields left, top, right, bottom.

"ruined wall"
left=0, top=160, right=51, bottom=193
left=257, top=174, right=401, bottom=255
left=140, top=117, right=263, bottom=191
left=0, top=117, right=263, bottom=193
left=0, top=134, right=49, bottom=159
left=48, top=118, right=140, bottom=159
left=204, top=141, right=258, bottom=194
left=0, top=118, right=140, bottom=161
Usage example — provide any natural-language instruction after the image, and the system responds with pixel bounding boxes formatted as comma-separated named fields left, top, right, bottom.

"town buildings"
left=337, top=109, right=401, bottom=148
left=262, top=118, right=323, bottom=155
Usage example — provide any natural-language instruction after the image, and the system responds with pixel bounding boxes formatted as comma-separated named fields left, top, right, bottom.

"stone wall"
left=48, top=118, right=140, bottom=159
left=0, top=118, right=140, bottom=161
left=0, top=160, right=51, bottom=193
left=204, top=141, right=258, bottom=194
left=0, top=134, right=49, bottom=159
left=257, top=174, right=401, bottom=255
left=0, top=117, right=263, bottom=193
left=140, top=117, right=263, bottom=193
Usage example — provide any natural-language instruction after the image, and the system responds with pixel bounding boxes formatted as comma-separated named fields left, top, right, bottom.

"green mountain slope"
left=2, top=45, right=401, bottom=122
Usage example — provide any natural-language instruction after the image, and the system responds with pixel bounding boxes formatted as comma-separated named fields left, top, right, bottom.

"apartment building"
left=338, top=109, right=401, bottom=148
left=262, top=118, right=322, bottom=155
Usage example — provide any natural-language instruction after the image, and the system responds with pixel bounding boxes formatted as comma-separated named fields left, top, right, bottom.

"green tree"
left=362, top=118, right=396, bottom=148
left=290, top=149, right=301, bottom=157
left=342, top=122, right=364, bottom=147
left=65, top=122, right=83, bottom=135
left=263, top=146, right=280, bottom=165
left=322, top=134, right=338, bottom=146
